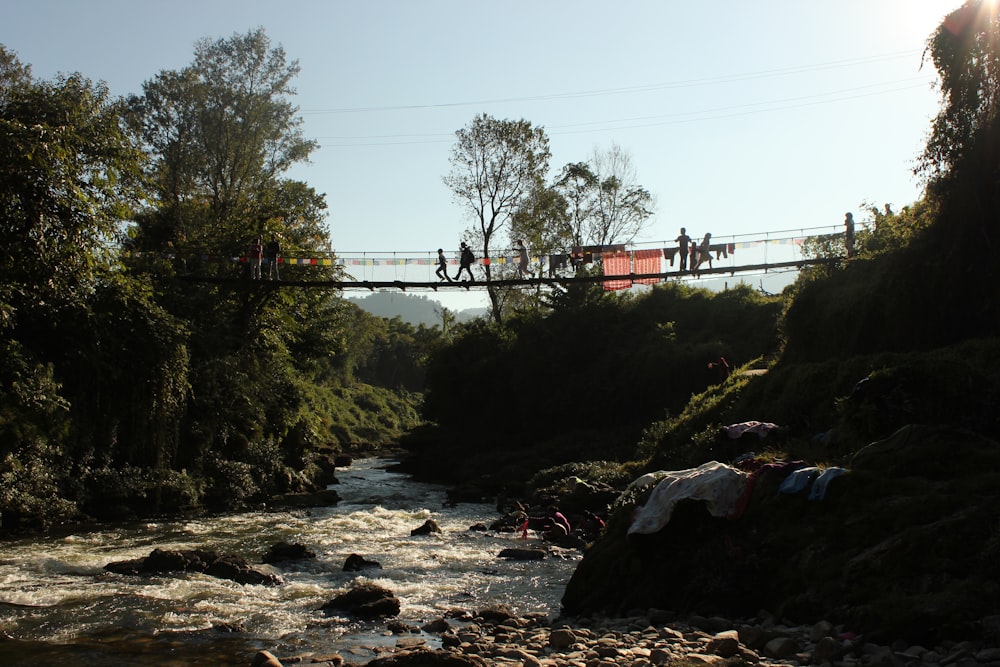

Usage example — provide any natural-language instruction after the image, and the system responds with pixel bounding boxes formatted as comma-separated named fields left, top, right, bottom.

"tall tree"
left=126, top=29, right=353, bottom=501
left=553, top=161, right=599, bottom=249
left=550, top=146, right=655, bottom=251
left=919, top=0, right=1000, bottom=331
left=129, top=27, right=318, bottom=255
left=444, top=113, right=550, bottom=322
left=587, top=143, right=655, bottom=247
left=920, top=0, right=1000, bottom=187
left=920, top=0, right=1000, bottom=250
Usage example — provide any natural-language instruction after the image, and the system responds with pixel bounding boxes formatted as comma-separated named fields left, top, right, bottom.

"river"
left=0, top=458, right=580, bottom=666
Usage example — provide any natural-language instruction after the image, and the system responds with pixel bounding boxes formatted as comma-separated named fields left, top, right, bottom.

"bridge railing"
left=122, top=223, right=849, bottom=288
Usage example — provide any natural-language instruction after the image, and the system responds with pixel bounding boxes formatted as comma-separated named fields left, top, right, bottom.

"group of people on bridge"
left=240, top=213, right=860, bottom=285
left=436, top=240, right=535, bottom=282
left=673, top=228, right=719, bottom=275
left=430, top=231, right=728, bottom=285
left=247, top=237, right=282, bottom=280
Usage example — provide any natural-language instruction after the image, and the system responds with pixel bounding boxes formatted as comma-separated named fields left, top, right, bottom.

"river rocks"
left=205, top=554, right=284, bottom=586
left=410, top=519, right=442, bottom=536
left=343, top=553, right=383, bottom=571
left=497, top=547, right=547, bottom=560
left=764, top=635, right=800, bottom=658
left=549, top=627, right=576, bottom=649
left=250, top=650, right=284, bottom=667
left=475, top=604, right=515, bottom=624
left=422, top=618, right=452, bottom=634
left=367, top=649, right=486, bottom=666
left=321, top=582, right=400, bottom=619
left=258, top=606, right=1000, bottom=667
left=104, top=548, right=283, bottom=586
left=705, top=629, right=741, bottom=657
left=262, top=541, right=316, bottom=564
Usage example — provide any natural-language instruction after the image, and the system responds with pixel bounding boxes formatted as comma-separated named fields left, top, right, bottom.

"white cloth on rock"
left=724, top=421, right=779, bottom=439
left=627, top=461, right=749, bottom=536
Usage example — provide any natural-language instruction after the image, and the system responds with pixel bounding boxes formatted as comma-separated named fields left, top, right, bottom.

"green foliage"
left=410, top=282, right=782, bottom=490
left=128, top=28, right=318, bottom=249
left=76, top=466, right=203, bottom=520
left=634, top=336, right=1000, bottom=478
left=0, top=354, right=78, bottom=528
left=920, top=1, right=1000, bottom=188
left=0, top=66, right=145, bottom=316
left=349, top=311, right=442, bottom=391
left=799, top=200, right=937, bottom=266
left=0, top=34, right=431, bottom=529
left=527, top=460, right=637, bottom=491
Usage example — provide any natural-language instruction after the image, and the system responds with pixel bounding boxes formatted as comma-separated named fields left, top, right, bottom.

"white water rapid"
left=0, top=458, right=580, bottom=666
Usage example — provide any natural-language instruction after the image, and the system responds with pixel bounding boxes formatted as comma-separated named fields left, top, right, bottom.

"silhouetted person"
left=693, top=233, right=712, bottom=274
left=265, top=236, right=281, bottom=280
left=844, top=212, right=855, bottom=257
left=248, top=237, right=263, bottom=279
left=435, top=248, right=451, bottom=281
left=455, top=242, right=475, bottom=281
left=675, top=227, right=692, bottom=271
left=516, top=239, right=534, bottom=278
left=708, top=356, right=730, bottom=382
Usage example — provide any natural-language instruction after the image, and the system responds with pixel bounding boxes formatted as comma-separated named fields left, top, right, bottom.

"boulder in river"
left=250, top=649, right=284, bottom=667
left=205, top=554, right=283, bottom=586
left=343, top=553, right=382, bottom=571
left=104, top=548, right=283, bottom=586
left=497, top=547, right=546, bottom=560
left=263, top=541, right=316, bottom=564
left=321, top=582, right=400, bottom=619
left=410, top=519, right=442, bottom=536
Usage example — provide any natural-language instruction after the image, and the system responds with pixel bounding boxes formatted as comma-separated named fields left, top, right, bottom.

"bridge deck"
left=177, top=258, right=833, bottom=290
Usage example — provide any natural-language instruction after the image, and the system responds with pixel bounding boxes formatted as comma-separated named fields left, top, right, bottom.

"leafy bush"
left=77, top=466, right=203, bottom=520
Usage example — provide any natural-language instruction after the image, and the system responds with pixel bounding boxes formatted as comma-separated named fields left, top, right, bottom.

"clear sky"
left=1, top=0, right=961, bottom=311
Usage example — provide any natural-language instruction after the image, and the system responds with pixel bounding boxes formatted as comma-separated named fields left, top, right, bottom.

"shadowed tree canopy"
left=920, top=0, right=1000, bottom=247
left=128, top=27, right=320, bottom=254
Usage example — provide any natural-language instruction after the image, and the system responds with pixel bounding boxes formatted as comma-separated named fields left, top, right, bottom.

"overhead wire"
left=301, top=49, right=924, bottom=115
left=307, top=73, right=936, bottom=147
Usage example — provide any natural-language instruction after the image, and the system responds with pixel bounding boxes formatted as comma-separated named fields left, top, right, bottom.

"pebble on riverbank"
left=252, top=609, right=1000, bottom=667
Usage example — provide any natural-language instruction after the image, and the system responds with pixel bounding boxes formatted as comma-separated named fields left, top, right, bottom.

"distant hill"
left=349, top=291, right=486, bottom=326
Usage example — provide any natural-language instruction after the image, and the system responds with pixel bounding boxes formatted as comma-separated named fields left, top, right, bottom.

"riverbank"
left=251, top=607, right=1000, bottom=667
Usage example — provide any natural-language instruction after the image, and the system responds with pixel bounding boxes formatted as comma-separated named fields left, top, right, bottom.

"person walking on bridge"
left=435, top=248, right=452, bottom=282
left=454, top=242, right=476, bottom=281
left=692, top=232, right=712, bottom=275
left=675, top=227, right=692, bottom=272
left=248, top=237, right=263, bottom=280
left=515, top=239, right=535, bottom=279
left=844, top=212, right=855, bottom=258
left=265, top=236, right=281, bottom=281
